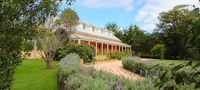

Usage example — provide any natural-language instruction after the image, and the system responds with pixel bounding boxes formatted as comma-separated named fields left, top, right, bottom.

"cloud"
left=134, top=0, right=200, bottom=31
left=76, top=0, right=134, bottom=11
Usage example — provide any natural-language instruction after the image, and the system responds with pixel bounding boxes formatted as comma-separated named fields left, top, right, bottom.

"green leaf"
left=172, top=64, right=185, bottom=71
left=192, top=19, right=200, bottom=41
left=173, top=5, right=190, bottom=9
left=186, top=61, right=192, bottom=66
left=186, top=33, right=194, bottom=44
left=163, top=85, right=175, bottom=90
left=160, top=71, right=168, bottom=82
left=195, top=81, right=200, bottom=88
left=189, top=8, right=200, bottom=18
left=154, top=82, right=164, bottom=89
left=192, top=71, right=200, bottom=77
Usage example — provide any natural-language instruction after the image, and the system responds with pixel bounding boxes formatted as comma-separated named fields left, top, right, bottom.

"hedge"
left=122, top=56, right=200, bottom=89
left=122, top=56, right=168, bottom=78
left=107, top=50, right=132, bottom=60
left=57, top=53, right=157, bottom=90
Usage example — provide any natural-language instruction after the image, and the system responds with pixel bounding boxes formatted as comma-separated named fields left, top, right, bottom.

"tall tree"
left=174, top=3, right=200, bottom=60
left=123, top=25, right=149, bottom=55
left=60, top=8, right=79, bottom=42
left=0, top=0, right=74, bottom=89
left=155, top=9, right=195, bottom=59
left=105, top=22, right=120, bottom=32
left=105, top=22, right=124, bottom=41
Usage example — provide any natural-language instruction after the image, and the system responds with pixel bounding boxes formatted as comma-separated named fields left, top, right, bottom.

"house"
left=44, top=16, right=131, bottom=55
left=70, top=21, right=131, bottom=55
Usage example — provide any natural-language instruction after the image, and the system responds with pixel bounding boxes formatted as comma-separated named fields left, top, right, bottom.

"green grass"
left=153, top=59, right=199, bottom=65
left=12, top=59, right=58, bottom=90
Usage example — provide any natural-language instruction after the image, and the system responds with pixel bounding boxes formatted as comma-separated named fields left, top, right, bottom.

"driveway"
left=84, top=60, right=143, bottom=80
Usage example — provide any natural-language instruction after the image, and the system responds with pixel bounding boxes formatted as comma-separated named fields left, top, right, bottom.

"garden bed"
left=57, top=53, right=157, bottom=90
left=122, top=56, right=200, bottom=89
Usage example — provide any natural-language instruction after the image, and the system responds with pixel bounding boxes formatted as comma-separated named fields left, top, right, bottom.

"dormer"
left=83, top=24, right=86, bottom=30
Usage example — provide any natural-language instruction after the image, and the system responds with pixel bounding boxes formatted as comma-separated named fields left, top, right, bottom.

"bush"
left=155, top=62, right=200, bottom=89
left=57, top=53, right=157, bottom=90
left=55, top=43, right=96, bottom=63
left=108, top=50, right=132, bottom=60
left=151, top=44, right=165, bottom=59
left=122, top=56, right=200, bottom=89
left=107, top=52, right=125, bottom=59
left=122, top=56, right=168, bottom=78
left=123, top=50, right=133, bottom=56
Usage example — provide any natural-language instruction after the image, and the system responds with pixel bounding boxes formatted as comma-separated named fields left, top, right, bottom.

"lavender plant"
left=57, top=54, right=157, bottom=90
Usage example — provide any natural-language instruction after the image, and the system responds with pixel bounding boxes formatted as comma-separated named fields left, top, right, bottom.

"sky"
left=59, top=0, right=199, bottom=33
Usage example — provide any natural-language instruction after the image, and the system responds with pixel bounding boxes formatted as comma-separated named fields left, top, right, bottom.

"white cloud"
left=135, top=0, right=200, bottom=31
left=76, top=0, right=134, bottom=11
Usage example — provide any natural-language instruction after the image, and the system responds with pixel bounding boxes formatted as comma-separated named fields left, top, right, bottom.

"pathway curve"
left=84, top=60, right=144, bottom=80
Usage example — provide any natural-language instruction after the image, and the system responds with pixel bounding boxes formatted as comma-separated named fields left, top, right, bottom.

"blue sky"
left=59, top=0, right=199, bottom=32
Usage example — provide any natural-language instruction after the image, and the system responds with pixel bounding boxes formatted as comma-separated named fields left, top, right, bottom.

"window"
left=92, top=27, right=95, bottom=32
left=83, top=24, right=86, bottom=29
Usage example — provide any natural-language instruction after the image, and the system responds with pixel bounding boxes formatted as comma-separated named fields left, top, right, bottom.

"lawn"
left=153, top=59, right=199, bottom=65
left=12, top=59, right=58, bottom=90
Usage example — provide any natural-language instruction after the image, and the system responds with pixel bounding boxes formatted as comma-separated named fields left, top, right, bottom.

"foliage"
left=36, top=27, right=68, bottom=69
left=151, top=44, right=165, bottom=59
left=122, top=56, right=167, bottom=78
left=105, top=22, right=124, bottom=41
left=0, top=0, right=74, bottom=89
left=58, top=43, right=96, bottom=63
left=122, top=57, right=200, bottom=89
left=21, top=40, right=34, bottom=52
left=107, top=50, right=132, bottom=60
left=60, top=8, right=79, bottom=42
left=105, top=23, right=162, bottom=58
left=120, top=25, right=158, bottom=56
left=60, top=8, right=79, bottom=27
left=57, top=53, right=157, bottom=90
left=105, top=22, right=120, bottom=33
left=123, top=49, right=133, bottom=56
left=107, top=52, right=126, bottom=60
left=155, top=61, right=200, bottom=90
left=12, top=59, right=58, bottom=90
left=174, top=3, right=200, bottom=60
left=123, top=25, right=149, bottom=55
left=155, top=9, right=197, bottom=59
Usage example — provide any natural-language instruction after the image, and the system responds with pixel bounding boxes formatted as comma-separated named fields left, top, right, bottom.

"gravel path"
left=84, top=60, right=144, bottom=80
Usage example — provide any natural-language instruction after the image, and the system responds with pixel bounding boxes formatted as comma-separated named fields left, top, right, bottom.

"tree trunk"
left=46, top=60, right=52, bottom=69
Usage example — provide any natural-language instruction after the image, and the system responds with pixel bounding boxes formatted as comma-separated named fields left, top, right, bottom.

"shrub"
left=107, top=51, right=132, bottom=60
left=122, top=56, right=168, bottom=78
left=123, top=50, right=133, bottom=56
left=122, top=56, right=200, bottom=89
left=57, top=53, right=157, bottom=90
left=56, top=43, right=96, bottom=63
left=151, top=44, right=165, bottom=59
left=155, top=62, right=200, bottom=90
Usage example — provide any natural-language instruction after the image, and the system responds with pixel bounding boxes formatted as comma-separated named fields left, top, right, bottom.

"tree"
left=37, top=8, right=79, bottom=69
left=174, top=4, right=200, bottom=60
left=105, top=22, right=124, bottom=41
left=60, top=8, right=79, bottom=42
left=151, top=44, right=165, bottom=59
left=105, top=22, right=120, bottom=33
left=106, top=23, right=160, bottom=57
left=0, top=0, right=74, bottom=89
left=123, top=25, right=149, bottom=56
left=37, top=27, right=68, bottom=69
left=155, top=9, right=196, bottom=59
